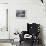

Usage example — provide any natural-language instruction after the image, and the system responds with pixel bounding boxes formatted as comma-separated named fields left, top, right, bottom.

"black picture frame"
left=16, top=10, right=25, bottom=17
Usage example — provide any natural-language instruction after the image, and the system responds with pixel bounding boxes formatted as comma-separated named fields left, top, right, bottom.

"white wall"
left=0, top=0, right=8, bottom=3
left=0, top=0, right=46, bottom=46
left=8, top=0, right=46, bottom=46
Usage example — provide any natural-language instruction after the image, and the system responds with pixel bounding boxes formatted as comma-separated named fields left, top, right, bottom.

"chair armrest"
left=19, top=31, right=27, bottom=41
left=19, top=34, right=24, bottom=41
left=22, top=31, right=28, bottom=35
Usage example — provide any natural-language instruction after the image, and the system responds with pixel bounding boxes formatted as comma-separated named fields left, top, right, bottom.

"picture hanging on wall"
left=16, top=10, right=25, bottom=17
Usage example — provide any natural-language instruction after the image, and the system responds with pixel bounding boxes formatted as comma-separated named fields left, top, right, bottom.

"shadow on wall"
left=40, top=25, right=45, bottom=46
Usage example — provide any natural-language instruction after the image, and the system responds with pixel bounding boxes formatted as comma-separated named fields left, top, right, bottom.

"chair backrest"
left=27, top=23, right=40, bottom=35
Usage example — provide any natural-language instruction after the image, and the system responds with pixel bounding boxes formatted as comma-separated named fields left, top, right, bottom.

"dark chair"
left=19, top=23, right=40, bottom=46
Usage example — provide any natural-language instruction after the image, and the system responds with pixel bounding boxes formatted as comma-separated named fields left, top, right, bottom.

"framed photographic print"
left=16, top=10, right=25, bottom=17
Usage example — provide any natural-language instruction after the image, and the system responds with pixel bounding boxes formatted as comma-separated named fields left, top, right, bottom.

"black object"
left=16, top=10, right=25, bottom=17
left=41, top=0, right=43, bottom=3
left=27, top=23, right=40, bottom=35
left=19, top=23, right=40, bottom=46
